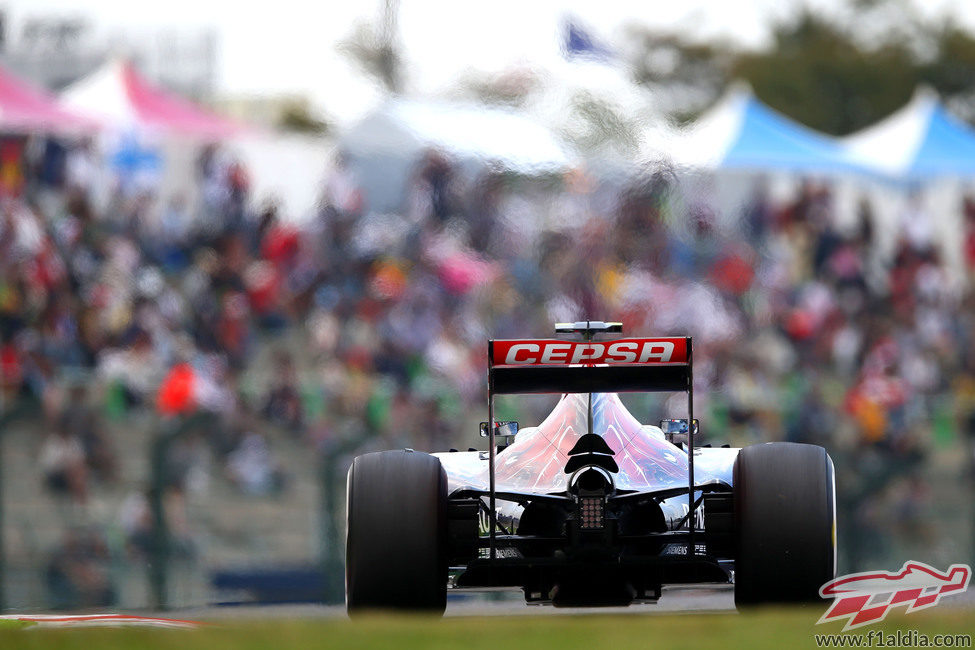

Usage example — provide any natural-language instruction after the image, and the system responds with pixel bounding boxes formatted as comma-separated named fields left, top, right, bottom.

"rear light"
left=579, top=496, right=605, bottom=530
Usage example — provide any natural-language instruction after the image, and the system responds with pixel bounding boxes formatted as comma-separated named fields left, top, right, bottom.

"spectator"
left=39, top=421, right=88, bottom=504
left=226, top=430, right=286, bottom=496
left=61, top=383, right=116, bottom=483
left=45, top=527, right=115, bottom=610
left=263, top=351, right=304, bottom=434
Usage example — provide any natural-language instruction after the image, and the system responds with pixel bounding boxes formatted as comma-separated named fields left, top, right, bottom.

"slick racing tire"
left=733, top=442, right=836, bottom=607
left=346, top=450, right=447, bottom=614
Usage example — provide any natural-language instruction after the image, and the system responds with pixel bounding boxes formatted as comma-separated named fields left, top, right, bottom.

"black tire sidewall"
left=346, top=450, right=447, bottom=613
left=734, top=442, right=835, bottom=606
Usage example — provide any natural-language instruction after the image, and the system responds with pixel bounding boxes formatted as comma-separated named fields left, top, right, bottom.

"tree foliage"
left=278, top=103, right=330, bottom=135
left=626, top=0, right=975, bottom=134
left=733, top=11, right=918, bottom=135
left=337, top=17, right=402, bottom=95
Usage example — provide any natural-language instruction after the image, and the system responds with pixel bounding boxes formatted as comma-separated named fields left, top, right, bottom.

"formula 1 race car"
left=345, top=322, right=836, bottom=614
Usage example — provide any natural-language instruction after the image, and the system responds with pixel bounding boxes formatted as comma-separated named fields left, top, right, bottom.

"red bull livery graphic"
left=818, top=561, right=971, bottom=631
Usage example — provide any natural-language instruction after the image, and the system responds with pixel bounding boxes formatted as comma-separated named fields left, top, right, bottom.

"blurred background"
left=0, top=0, right=974, bottom=611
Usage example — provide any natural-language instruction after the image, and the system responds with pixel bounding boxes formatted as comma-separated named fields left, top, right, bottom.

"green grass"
left=1, top=608, right=973, bottom=650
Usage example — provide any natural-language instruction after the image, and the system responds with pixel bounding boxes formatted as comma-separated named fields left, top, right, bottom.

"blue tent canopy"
left=725, top=99, right=851, bottom=171
left=908, top=103, right=975, bottom=177
left=677, top=86, right=865, bottom=175
left=841, top=87, right=975, bottom=180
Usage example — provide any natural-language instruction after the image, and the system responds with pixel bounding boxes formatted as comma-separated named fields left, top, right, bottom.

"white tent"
left=61, top=60, right=336, bottom=225
left=60, top=59, right=245, bottom=212
left=60, top=59, right=240, bottom=139
left=339, top=99, right=572, bottom=213
left=840, top=87, right=975, bottom=280
left=635, top=85, right=878, bottom=237
left=345, top=99, right=569, bottom=170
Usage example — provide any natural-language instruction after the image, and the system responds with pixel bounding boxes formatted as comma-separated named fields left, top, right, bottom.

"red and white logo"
left=818, top=561, right=971, bottom=631
left=491, top=338, right=688, bottom=366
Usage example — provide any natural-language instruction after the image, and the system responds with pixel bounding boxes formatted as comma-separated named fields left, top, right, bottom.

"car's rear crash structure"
left=346, top=322, right=836, bottom=614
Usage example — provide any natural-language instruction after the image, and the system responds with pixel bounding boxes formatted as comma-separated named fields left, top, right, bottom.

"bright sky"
left=5, top=0, right=974, bottom=123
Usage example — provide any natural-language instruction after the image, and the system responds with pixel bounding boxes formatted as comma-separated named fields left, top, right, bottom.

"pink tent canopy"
left=0, top=65, right=95, bottom=134
left=61, top=60, right=241, bottom=139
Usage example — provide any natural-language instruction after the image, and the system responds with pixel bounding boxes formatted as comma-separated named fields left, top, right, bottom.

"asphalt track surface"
left=172, top=585, right=737, bottom=621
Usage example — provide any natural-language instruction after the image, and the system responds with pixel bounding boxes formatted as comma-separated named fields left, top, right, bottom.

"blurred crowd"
left=2, top=133, right=975, bottom=607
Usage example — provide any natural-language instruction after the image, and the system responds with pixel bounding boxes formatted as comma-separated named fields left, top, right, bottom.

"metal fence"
left=0, top=398, right=357, bottom=611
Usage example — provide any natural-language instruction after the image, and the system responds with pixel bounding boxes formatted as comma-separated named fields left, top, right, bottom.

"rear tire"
left=733, top=442, right=835, bottom=607
left=346, top=450, right=447, bottom=614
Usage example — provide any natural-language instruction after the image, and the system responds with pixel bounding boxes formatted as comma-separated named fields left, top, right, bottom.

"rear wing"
left=483, top=332, right=696, bottom=561
left=488, top=337, right=691, bottom=394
